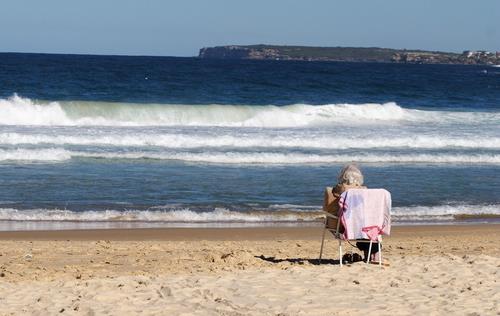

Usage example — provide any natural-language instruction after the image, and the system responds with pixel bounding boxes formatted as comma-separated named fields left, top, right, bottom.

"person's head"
left=337, top=164, right=364, bottom=186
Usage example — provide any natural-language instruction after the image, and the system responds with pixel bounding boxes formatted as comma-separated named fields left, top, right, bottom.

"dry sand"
left=0, top=225, right=498, bottom=315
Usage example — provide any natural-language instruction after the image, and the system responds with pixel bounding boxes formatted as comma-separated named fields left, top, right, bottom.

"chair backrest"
left=338, top=188, right=391, bottom=241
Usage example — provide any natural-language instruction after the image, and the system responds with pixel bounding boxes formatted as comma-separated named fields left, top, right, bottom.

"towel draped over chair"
left=319, top=188, right=392, bottom=266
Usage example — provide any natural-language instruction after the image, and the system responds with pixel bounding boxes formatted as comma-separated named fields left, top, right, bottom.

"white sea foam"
left=1, top=95, right=498, bottom=127
left=0, top=204, right=497, bottom=223
left=0, top=148, right=71, bottom=162
left=0, top=208, right=316, bottom=222
left=76, top=151, right=500, bottom=164
left=0, top=148, right=499, bottom=164
left=392, top=204, right=500, bottom=221
left=1, top=132, right=500, bottom=150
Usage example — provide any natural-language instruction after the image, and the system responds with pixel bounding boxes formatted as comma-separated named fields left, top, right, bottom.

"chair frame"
left=319, top=211, right=383, bottom=267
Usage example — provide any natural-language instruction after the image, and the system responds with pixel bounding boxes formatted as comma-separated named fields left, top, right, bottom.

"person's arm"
left=323, top=186, right=337, bottom=214
left=323, top=187, right=330, bottom=212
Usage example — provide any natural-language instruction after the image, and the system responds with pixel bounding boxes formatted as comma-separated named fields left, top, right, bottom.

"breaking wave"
left=0, top=204, right=498, bottom=223
left=2, top=132, right=500, bottom=150
left=0, top=148, right=71, bottom=162
left=0, top=148, right=499, bottom=164
left=392, top=204, right=500, bottom=222
left=1, top=95, right=498, bottom=127
left=77, top=152, right=500, bottom=164
left=0, top=208, right=319, bottom=223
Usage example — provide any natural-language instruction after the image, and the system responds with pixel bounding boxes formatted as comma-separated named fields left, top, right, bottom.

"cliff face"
left=199, top=46, right=254, bottom=59
left=199, top=45, right=500, bottom=65
left=198, top=45, right=397, bottom=62
left=199, top=46, right=290, bottom=60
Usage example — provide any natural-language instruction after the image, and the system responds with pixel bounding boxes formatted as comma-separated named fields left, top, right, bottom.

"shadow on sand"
left=255, top=255, right=341, bottom=266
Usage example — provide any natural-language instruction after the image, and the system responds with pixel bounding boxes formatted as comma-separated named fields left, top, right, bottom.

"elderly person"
left=323, top=164, right=365, bottom=226
left=323, top=164, right=379, bottom=262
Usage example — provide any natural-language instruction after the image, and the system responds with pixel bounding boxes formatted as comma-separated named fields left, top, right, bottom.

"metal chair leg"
left=319, top=227, right=326, bottom=264
left=379, top=242, right=382, bottom=266
left=338, top=239, right=343, bottom=267
left=366, top=240, right=373, bottom=264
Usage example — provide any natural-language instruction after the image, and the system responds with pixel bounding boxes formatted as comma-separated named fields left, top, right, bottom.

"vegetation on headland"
left=199, top=45, right=500, bottom=65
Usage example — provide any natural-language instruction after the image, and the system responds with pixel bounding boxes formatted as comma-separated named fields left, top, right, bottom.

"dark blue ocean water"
left=2, top=53, right=499, bottom=108
left=0, top=53, right=499, bottom=229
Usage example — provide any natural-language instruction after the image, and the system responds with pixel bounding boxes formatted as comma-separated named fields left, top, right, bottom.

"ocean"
left=0, top=53, right=499, bottom=230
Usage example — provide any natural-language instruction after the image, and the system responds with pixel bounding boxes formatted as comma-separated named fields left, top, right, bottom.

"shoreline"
left=0, top=223, right=498, bottom=241
left=0, top=216, right=499, bottom=233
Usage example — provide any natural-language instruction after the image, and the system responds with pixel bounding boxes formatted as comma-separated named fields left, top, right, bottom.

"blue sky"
left=1, top=0, right=499, bottom=56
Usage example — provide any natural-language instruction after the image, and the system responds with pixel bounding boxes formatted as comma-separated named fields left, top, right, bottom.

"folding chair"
left=319, top=188, right=391, bottom=267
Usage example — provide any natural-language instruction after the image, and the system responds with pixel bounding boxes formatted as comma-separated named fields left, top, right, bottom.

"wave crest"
left=0, top=208, right=320, bottom=223
left=1, top=132, right=500, bottom=149
left=1, top=95, right=497, bottom=127
left=0, top=204, right=498, bottom=224
left=0, top=148, right=499, bottom=164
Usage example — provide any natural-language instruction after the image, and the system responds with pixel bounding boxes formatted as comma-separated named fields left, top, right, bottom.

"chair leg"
left=379, top=242, right=382, bottom=266
left=319, top=227, right=326, bottom=264
left=338, top=239, right=343, bottom=267
left=366, top=240, right=373, bottom=264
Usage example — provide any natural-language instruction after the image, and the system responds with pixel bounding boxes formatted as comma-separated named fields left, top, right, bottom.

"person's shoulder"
left=339, top=184, right=366, bottom=193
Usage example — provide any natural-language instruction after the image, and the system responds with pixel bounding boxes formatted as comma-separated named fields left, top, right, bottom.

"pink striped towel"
left=338, top=189, right=391, bottom=241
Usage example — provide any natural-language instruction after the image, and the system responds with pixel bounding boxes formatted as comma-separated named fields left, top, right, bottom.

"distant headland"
left=199, top=45, right=500, bottom=65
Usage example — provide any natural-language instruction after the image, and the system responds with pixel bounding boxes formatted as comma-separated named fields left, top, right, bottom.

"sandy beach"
left=0, top=224, right=498, bottom=315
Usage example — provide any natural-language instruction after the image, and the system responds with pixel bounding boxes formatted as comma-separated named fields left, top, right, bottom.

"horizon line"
left=0, top=51, right=196, bottom=58
left=2, top=44, right=497, bottom=58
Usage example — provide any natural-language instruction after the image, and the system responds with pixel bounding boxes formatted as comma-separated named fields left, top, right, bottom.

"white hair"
left=337, top=164, right=364, bottom=186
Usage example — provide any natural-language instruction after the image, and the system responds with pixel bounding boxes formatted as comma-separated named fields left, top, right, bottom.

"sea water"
left=0, top=53, right=499, bottom=229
